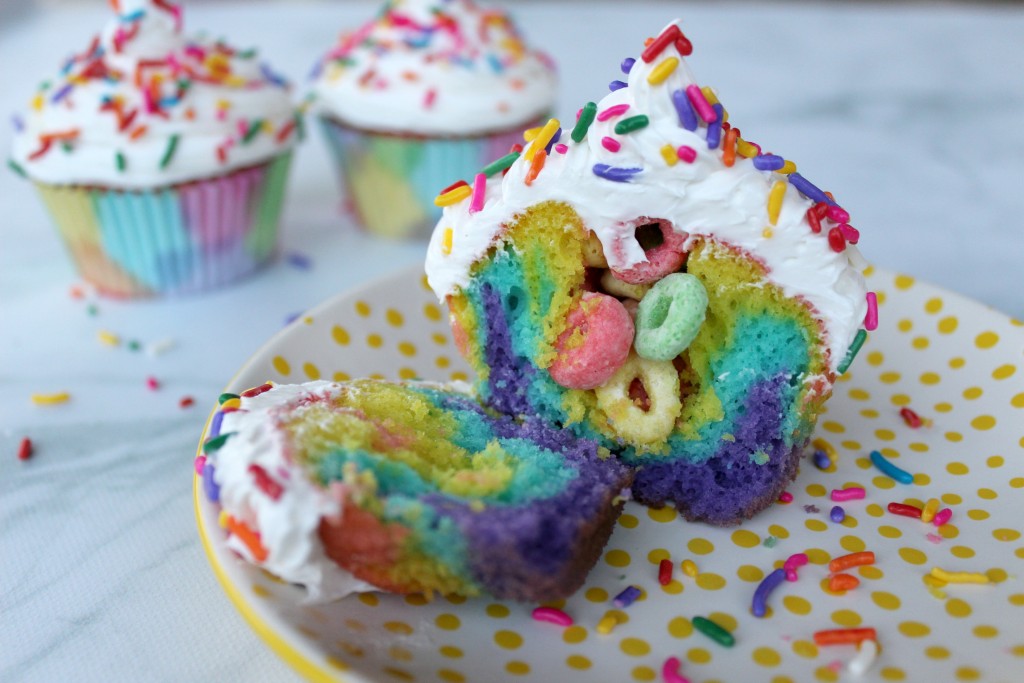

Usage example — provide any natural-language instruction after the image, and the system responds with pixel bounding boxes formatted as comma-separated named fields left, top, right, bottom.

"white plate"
left=195, top=265, right=1024, bottom=683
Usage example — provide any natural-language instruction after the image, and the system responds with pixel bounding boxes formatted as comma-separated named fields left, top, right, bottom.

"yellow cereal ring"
left=600, top=270, right=651, bottom=300
left=595, top=352, right=680, bottom=445
left=582, top=232, right=608, bottom=268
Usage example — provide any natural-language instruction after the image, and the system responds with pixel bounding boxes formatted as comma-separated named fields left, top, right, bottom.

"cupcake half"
left=311, top=0, right=556, bottom=239
left=9, top=0, right=300, bottom=297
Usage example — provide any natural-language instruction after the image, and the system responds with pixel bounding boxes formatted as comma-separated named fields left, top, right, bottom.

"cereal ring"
left=611, top=218, right=688, bottom=284
left=582, top=232, right=608, bottom=268
left=549, top=292, right=634, bottom=390
left=600, top=270, right=651, bottom=300
left=595, top=352, right=681, bottom=445
left=634, top=273, right=708, bottom=362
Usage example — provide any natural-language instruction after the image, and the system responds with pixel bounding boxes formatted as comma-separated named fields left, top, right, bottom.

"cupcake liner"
left=319, top=117, right=535, bottom=239
left=34, top=152, right=292, bottom=297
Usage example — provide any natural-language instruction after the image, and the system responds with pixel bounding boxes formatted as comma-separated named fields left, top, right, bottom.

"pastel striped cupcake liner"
left=35, top=152, right=291, bottom=298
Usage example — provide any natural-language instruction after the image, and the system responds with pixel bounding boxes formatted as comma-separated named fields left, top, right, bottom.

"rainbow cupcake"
left=311, top=0, right=556, bottom=239
left=8, top=0, right=299, bottom=297
left=200, top=380, right=631, bottom=601
left=425, top=20, right=874, bottom=525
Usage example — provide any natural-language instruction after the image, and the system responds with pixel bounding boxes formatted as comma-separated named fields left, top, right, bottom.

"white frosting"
left=311, top=0, right=556, bottom=135
left=211, top=379, right=473, bottom=602
left=425, top=20, right=868, bottom=371
left=10, top=0, right=297, bottom=189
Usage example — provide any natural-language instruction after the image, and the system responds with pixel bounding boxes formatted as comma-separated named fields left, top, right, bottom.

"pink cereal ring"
left=611, top=218, right=688, bottom=285
left=549, top=292, right=634, bottom=390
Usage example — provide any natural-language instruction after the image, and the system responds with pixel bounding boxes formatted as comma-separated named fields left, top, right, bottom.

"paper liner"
left=34, top=152, right=292, bottom=297
left=319, top=117, right=535, bottom=240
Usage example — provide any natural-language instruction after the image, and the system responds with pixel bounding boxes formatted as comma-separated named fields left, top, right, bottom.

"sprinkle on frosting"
left=425, top=18, right=870, bottom=373
left=311, top=0, right=556, bottom=136
left=9, top=0, right=297, bottom=188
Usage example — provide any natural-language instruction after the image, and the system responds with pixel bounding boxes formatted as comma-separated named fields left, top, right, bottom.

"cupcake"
left=311, top=0, right=556, bottom=239
left=425, top=20, right=872, bottom=525
left=8, top=0, right=300, bottom=297
left=199, top=380, right=632, bottom=601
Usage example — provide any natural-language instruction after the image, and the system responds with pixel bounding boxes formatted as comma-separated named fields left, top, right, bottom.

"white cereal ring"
left=595, top=352, right=681, bottom=445
left=600, top=270, right=652, bottom=300
left=582, top=232, right=608, bottom=268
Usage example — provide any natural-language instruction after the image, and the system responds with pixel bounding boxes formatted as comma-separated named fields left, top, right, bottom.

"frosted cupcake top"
left=311, top=0, right=556, bottom=136
left=425, top=20, right=873, bottom=373
left=9, top=0, right=298, bottom=189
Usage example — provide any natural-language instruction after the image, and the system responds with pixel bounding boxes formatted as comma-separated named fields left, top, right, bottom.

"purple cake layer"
left=630, top=374, right=803, bottom=525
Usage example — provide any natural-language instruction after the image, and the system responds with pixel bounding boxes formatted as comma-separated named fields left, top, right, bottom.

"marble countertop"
left=2, top=2, right=1022, bottom=681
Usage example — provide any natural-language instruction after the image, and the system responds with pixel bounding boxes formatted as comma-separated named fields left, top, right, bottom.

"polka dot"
left=925, top=646, right=950, bottom=659
left=804, top=548, right=832, bottom=565
left=687, top=648, right=711, bottom=664
left=397, top=341, right=417, bottom=357
left=1009, top=594, right=1024, bottom=606
left=970, top=415, right=996, bottom=430
left=505, top=661, right=530, bottom=676
left=894, top=274, right=915, bottom=289
left=431, top=332, right=448, bottom=345
left=880, top=667, right=907, bottom=681
left=879, top=371, right=901, bottom=384
left=920, top=372, right=941, bottom=385
left=966, top=508, right=991, bottom=521
left=354, top=301, right=371, bottom=317
left=975, top=331, right=999, bottom=348
left=366, top=333, right=383, bottom=348
left=897, top=319, right=913, bottom=332
left=585, top=587, right=608, bottom=603
left=435, top=614, right=461, bottom=630
left=859, top=566, right=884, bottom=580
left=605, top=549, right=631, bottom=567
left=986, top=455, right=1004, bottom=468
left=632, top=666, right=657, bottom=681
left=422, top=303, right=443, bottom=321
left=955, top=667, right=981, bottom=681
left=620, top=638, right=650, bottom=656
left=873, top=477, right=895, bottom=490
left=618, top=514, right=639, bottom=529
left=486, top=604, right=510, bottom=618
left=357, top=593, right=378, bottom=606
left=994, top=528, right=1021, bottom=541
left=332, top=326, right=351, bottom=345
left=731, top=530, right=760, bottom=547
left=332, top=371, right=350, bottom=381
left=947, top=461, right=969, bottom=475
left=388, top=646, right=413, bottom=662
left=950, top=545, right=976, bottom=559
left=752, top=647, right=781, bottom=667
left=494, top=630, right=522, bottom=650
left=988, top=568, right=1009, bottom=583
left=384, top=621, right=413, bottom=635
left=404, top=594, right=429, bottom=606
left=898, top=621, right=930, bottom=637
left=871, top=591, right=901, bottom=610
left=647, top=548, right=670, bottom=564
left=865, top=504, right=884, bottom=518
left=898, top=548, right=927, bottom=565
left=993, top=364, right=1016, bottom=380
left=822, top=420, right=844, bottom=433
left=978, top=487, right=998, bottom=500
left=830, top=609, right=862, bottom=627
left=875, top=428, right=896, bottom=441
left=383, top=667, right=414, bottom=681
left=950, top=356, right=966, bottom=368
left=737, top=565, right=765, bottom=582
left=563, top=625, right=587, bottom=644
left=942, top=493, right=962, bottom=505
left=973, top=625, right=998, bottom=639
left=814, top=666, right=839, bottom=682
left=805, top=519, right=828, bottom=532
left=696, top=573, right=726, bottom=590
left=839, top=535, right=866, bottom=553
left=647, top=506, right=677, bottom=523
left=791, top=640, right=818, bottom=658
left=783, top=596, right=812, bottom=615
left=325, top=656, right=349, bottom=671
left=849, top=388, right=871, bottom=400
left=272, top=355, right=291, bottom=375
left=687, top=538, right=715, bottom=555
left=566, top=655, right=591, bottom=670
left=945, top=598, right=972, bottom=618
left=911, top=336, right=929, bottom=350
left=385, top=308, right=404, bottom=327
left=805, top=483, right=827, bottom=497
left=668, top=617, right=693, bottom=638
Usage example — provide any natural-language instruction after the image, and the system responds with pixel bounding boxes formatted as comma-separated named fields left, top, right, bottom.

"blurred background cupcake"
left=8, top=0, right=300, bottom=298
left=311, top=0, right=556, bottom=240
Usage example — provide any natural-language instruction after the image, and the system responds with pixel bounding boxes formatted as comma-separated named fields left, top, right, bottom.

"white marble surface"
left=1, top=2, right=1022, bottom=682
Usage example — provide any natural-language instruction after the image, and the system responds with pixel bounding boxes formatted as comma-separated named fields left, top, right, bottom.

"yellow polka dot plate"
left=195, top=266, right=1024, bottom=683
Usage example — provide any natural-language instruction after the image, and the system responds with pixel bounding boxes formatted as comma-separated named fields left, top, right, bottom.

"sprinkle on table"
left=899, top=406, right=923, bottom=428
left=932, top=508, right=953, bottom=527
left=830, top=486, right=865, bottom=502
left=887, top=502, right=923, bottom=519
left=31, top=392, right=71, bottom=406
left=596, top=613, right=618, bottom=634
left=658, top=558, right=673, bottom=586
left=870, top=449, right=914, bottom=484
left=783, top=553, right=808, bottom=582
left=179, top=396, right=195, bottom=409
left=829, top=551, right=875, bottom=573
left=661, top=656, right=691, bottom=683
left=814, top=628, right=877, bottom=647
left=929, top=567, right=990, bottom=585
left=751, top=567, right=786, bottom=617
left=828, top=573, right=860, bottom=592
left=691, top=615, right=735, bottom=647
left=613, top=585, right=641, bottom=608
left=531, top=606, right=573, bottom=627
left=17, top=437, right=33, bottom=461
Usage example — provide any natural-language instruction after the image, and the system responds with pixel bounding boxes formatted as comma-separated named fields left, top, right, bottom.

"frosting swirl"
left=311, top=0, right=556, bottom=136
left=10, top=0, right=298, bottom=189
left=425, top=20, right=869, bottom=371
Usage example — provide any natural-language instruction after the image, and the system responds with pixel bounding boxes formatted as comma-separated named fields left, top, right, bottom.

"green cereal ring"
left=634, top=273, right=708, bottom=361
